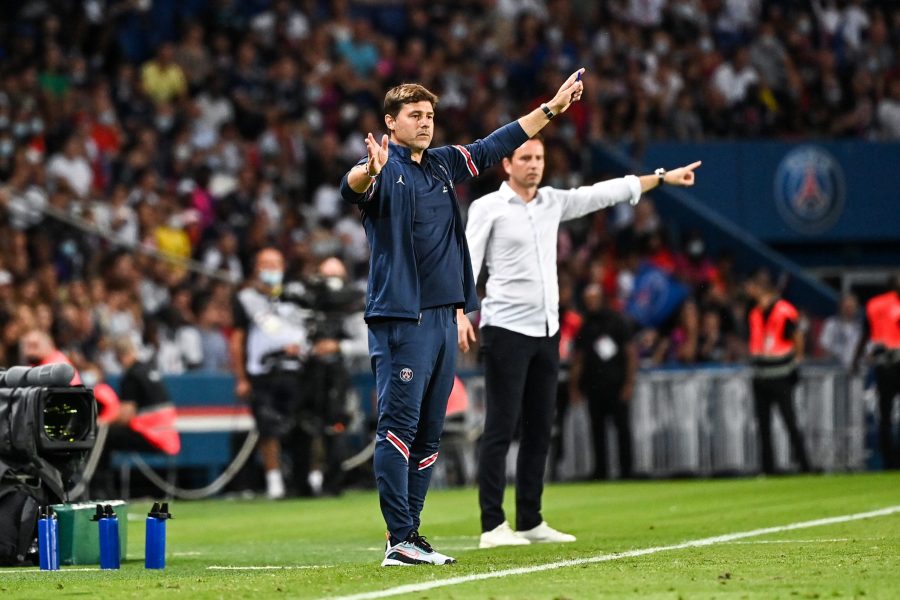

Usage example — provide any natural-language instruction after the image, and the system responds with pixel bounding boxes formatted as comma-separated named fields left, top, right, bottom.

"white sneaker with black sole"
left=479, top=521, right=531, bottom=548
left=381, top=531, right=456, bottom=566
left=517, top=521, right=576, bottom=543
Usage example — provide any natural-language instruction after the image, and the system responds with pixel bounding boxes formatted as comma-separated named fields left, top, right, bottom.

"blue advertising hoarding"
left=641, top=141, right=900, bottom=243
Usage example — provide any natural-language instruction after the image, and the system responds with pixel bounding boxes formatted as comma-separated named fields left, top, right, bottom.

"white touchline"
left=326, top=505, right=900, bottom=600
left=724, top=538, right=852, bottom=545
left=0, top=568, right=101, bottom=574
left=208, top=565, right=332, bottom=570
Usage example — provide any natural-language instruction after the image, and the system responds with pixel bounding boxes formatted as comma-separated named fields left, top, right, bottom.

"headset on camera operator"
left=232, top=248, right=312, bottom=499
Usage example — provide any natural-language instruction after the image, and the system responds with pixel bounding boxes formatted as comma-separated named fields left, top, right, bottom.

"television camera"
left=0, top=363, right=97, bottom=564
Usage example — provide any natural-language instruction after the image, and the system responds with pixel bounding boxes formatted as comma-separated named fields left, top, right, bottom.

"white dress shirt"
left=466, top=176, right=641, bottom=337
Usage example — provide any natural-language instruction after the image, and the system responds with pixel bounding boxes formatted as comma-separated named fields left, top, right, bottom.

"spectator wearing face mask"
left=674, top=231, right=718, bottom=296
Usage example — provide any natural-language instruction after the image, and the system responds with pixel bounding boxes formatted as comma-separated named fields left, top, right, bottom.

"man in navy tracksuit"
left=340, top=69, right=585, bottom=566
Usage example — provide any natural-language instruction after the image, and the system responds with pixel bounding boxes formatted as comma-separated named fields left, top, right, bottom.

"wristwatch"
left=655, top=168, right=666, bottom=186
left=540, top=103, right=555, bottom=120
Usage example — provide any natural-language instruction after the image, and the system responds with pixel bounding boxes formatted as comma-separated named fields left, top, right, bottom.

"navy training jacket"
left=340, top=121, right=529, bottom=322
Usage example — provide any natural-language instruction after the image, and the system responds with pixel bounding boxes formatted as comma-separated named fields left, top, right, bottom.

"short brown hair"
left=383, top=84, right=439, bottom=118
left=505, top=134, right=544, bottom=161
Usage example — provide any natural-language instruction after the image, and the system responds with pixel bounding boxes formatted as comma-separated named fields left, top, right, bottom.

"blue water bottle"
left=145, top=502, right=172, bottom=569
left=93, top=504, right=121, bottom=569
left=37, top=506, right=60, bottom=571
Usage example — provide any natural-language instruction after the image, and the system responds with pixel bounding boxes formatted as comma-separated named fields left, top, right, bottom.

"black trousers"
left=478, top=326, right=559, bottom=532
left=874, top=361, right=900, bottom=469
left=752, top=374, right=811, bottom=474
left=585, top=384, right=633, bottom=480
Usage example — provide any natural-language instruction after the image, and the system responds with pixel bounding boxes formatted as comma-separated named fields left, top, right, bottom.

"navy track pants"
left=368, top=306, right=457, bottom=542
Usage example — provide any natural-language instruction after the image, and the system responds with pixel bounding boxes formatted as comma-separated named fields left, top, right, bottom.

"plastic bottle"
left=93, top=504, right=121, bottom=569
left=37, top=506, right=60, bottom=571
left=145, top=502, right=172, bottom=569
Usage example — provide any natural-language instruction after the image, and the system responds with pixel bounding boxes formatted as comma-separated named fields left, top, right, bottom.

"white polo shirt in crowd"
left=466, top=176, right=641, bottom=337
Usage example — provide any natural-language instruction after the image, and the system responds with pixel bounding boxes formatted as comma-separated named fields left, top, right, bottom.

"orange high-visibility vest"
left=130, top=404, right=181, bottom=455
left=93, top=382, right=122, bottom=424
left=866, top=291, right=900, bottom=350
left=749, top=299, right=798, bottom=358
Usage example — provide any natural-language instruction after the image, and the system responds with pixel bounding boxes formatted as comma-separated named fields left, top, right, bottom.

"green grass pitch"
left=1, top=472, right=898, bottom=599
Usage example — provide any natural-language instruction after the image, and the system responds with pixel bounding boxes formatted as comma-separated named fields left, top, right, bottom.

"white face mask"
left=81, top=370, right=100, bottom=388
left=259, top=270, right=283, bottom=287
left=687, top=239, right=705, bottom=257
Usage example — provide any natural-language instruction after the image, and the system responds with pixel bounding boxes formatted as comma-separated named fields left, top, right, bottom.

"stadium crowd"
left=0, top=0, right=896, bottom=380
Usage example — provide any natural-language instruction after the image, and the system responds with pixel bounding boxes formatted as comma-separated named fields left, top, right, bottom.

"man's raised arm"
left=517, top=68, right=585, bottom=137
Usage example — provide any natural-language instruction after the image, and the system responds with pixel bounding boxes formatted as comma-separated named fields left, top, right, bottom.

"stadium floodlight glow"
left=0, top=364, right=97, bottom=458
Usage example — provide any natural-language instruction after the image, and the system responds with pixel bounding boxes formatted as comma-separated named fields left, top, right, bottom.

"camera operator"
left=231, top=248, right=311, bottom=499
left=21, top=330, right=126, bottom=423
left=297, top=256, right=367, bottom=495
left=21, top=329, right=81, bottom=385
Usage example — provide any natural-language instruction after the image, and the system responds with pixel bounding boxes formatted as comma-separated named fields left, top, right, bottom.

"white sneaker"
left=517, top=521, right=576, bottom=543
left=381, top=532, right=456, bottom=566
left=479, top=521, right=531, bottom=549
left=265, top=469, right=286, bottom=500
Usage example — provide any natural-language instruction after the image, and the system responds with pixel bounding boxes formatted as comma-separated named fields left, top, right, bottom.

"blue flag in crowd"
left=626, top=263, right=689, bottom=328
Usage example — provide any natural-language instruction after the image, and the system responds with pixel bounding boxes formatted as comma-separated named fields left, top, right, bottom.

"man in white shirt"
left=711, top=48, right=759, bottom=107
left=46, top=136, right=93, bottom=198
left=819, top=293, right=862, bottom=370
left=459, top=137, right=700, bottom=548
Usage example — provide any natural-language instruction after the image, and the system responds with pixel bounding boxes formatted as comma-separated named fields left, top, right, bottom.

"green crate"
left=50, top=501, right=128, bottom=566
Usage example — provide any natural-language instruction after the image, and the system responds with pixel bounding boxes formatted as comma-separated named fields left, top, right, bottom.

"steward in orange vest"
left=863, top=280, right=900, bottom=361
left=744, top=269, right=811, bottom=474
left=748, top=298, right=800, bottom=374
left=859, top=274, right=900, bottom=469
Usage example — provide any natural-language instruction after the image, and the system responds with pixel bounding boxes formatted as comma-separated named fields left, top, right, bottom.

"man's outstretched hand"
left=666, top=161, right=702, bottom=186
left=365, top=132, right=389, bottom=177
left=548, top=68, right=585, bottom=115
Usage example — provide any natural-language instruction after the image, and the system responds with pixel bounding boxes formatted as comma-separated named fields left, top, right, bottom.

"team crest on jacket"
left=399, top=368, right=414, bottom=382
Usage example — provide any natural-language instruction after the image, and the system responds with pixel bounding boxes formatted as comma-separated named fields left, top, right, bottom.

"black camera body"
left=0, top=364, right=97, bottom=461
left=0, top=364, right=97, bottom=565
left=0, top=386, right=97, bottom=460
left=293, top=276, right=365, bottom=342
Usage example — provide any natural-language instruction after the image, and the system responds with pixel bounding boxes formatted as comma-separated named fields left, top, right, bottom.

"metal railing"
left=628, top=365, right=864, bottom=477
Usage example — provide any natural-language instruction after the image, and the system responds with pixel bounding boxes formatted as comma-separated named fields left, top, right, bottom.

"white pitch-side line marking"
left=0, top=568, right=101, bottom=574
left=327, top=505, right=900, bottom=600
left=723, top=538, right=851, bottom=545
left=207, top=565, right=332, bottom=570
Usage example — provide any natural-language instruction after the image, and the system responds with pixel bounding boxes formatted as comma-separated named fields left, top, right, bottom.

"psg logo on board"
left=774, top=146, right=845, bottom=235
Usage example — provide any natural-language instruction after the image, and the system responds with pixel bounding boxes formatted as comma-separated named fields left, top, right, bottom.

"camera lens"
left=42, top=395, right=92, bottom=443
